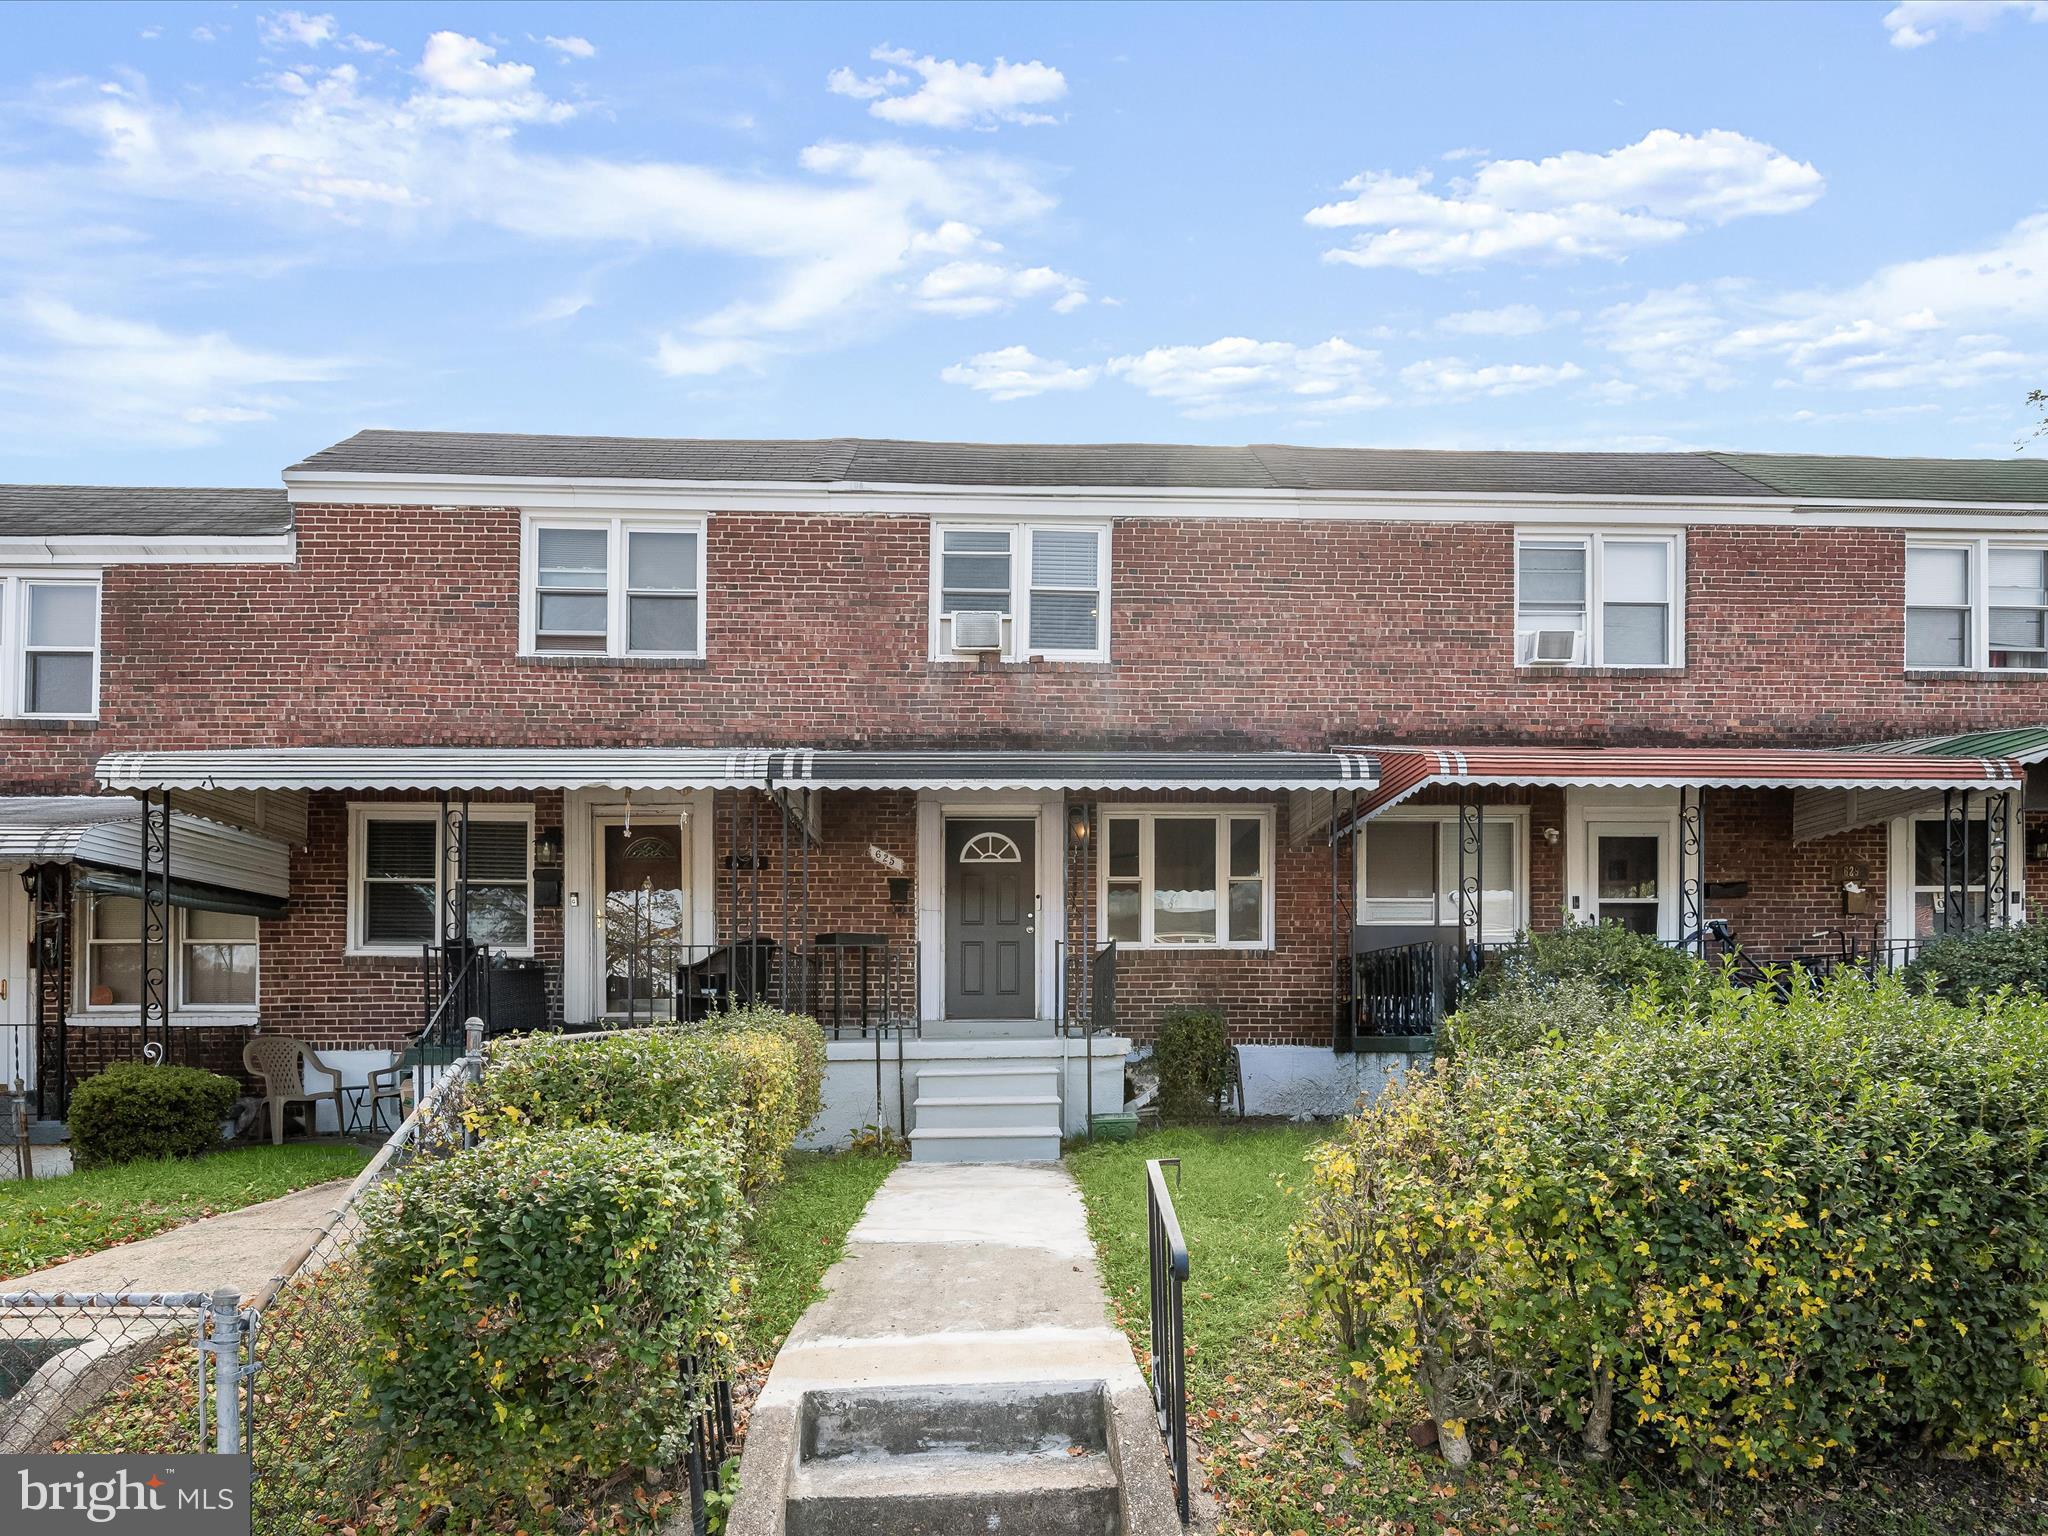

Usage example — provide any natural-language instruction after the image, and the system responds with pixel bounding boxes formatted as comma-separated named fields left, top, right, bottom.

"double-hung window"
left=1100, top=807, right=1271, bottom=948
left=83, top=896, right=259, bottom=1013
left=1358, top=813, right=1523, bottom=935
left=1908, top=539, right=2048, bottom=671
left=526, top=517, right=705, bottom=658
left=1514, top=533, right=1680, bottom=668
left=0, top=574, right=100, bottom=718
left=348, top=806, right=535, bottom=955
left=933, top=523, right=1109, bottom=660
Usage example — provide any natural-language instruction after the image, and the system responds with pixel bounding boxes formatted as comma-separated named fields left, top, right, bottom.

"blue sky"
left=1, top=0, right=2045, bottom=485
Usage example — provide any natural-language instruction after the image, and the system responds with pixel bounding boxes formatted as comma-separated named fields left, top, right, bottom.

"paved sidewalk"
left=4, top=1179, right=355, bottom=1297
left=728, top=1160, right=1182, bottom=1534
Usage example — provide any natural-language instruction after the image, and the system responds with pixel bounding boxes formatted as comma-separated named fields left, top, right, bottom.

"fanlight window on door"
left=959, top=832, right=1023, bottom=864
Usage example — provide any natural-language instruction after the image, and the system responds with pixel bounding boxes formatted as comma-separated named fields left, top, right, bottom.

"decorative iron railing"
left=1146, top=1155, right=1191, bottom=1524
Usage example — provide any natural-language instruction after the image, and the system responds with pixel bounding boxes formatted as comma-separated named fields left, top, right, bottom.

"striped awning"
left=97, top=746, right=1380, bottom=797
left=98, top=747, right=777, bottom=793
left=1348, top=745, right=2024, bottom=820
left=765, top=749, right=1380, bottom=793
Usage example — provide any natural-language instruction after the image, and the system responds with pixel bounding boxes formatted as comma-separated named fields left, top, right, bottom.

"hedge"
left=1462, top=919, right=1700, bottom=1007
left=1902, top=920, right=2048, bottom=1003
left=1293, top=969, right=2048, bottom=1478
left=1153, top=1005, right=1233, bottom=1120
left=469, top=1007, right=826, bottom=1194
left=68, top=1062, right=239, bottom=1170
left=356, top=1124, right=744, bottom=1522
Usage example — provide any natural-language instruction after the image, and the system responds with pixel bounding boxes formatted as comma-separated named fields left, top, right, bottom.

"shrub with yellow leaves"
left=1296, top=967, right=2048, bottom=1479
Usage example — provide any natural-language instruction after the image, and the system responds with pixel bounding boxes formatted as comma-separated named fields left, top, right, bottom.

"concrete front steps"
left=784, top=1381, right=1123, bottom=1536
left=908, top=1064, right=1062, bottom=1163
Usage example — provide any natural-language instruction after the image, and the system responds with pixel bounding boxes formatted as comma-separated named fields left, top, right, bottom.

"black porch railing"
left=1351, top=939, right=1509, bottom=1038
left=411, top=941, right=495, bottom=1062
left=1146, top=1155, right=1192, bottom=1524
left=680, top=1351, right=737, bottom=1536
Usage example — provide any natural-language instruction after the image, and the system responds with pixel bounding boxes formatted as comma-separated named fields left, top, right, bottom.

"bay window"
left=1514, top=533, right=1679, bottom=668
left=1100, top=807, right=1271, bottom=948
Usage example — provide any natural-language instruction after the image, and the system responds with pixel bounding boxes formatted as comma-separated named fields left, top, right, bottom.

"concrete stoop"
left=785, top=1381, right=1122, bottom=1536
left=909, top=1065, right=1063, bottom=1164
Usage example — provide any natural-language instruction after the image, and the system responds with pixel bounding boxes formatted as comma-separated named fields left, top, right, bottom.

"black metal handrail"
left=1146, top=1156, right=1191, bottom=1524
left=410, top=941, right=494, bottom=1062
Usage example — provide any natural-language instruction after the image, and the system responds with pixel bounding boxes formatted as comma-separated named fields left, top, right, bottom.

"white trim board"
left=282, top=471, right=2048, bottom=529
left=0, top=536, right=295, bottom=566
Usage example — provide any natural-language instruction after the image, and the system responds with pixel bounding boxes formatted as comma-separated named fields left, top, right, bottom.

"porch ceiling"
left=1345, top=744, right=2025, bottom=822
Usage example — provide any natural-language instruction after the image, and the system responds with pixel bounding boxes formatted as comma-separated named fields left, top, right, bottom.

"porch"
left=1331, top=742, right=2037, bottom=1037
left=94, top=745, right=1382, bottom=1154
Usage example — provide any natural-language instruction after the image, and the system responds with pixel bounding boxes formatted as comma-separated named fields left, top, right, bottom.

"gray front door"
left=944, top=819, right=1036, bottom=1020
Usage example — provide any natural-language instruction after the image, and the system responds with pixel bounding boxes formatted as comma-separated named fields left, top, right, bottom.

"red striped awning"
left=1347, top=744, right=2024, bottom=820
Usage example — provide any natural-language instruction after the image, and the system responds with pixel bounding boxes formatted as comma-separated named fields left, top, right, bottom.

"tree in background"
left=2024, top=389, right=2046, bottom=452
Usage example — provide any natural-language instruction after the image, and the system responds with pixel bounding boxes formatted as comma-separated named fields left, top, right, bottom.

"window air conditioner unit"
left=950, top=610, right=1005, bottom=653
left=1516, top=627, right=1584, bottom=666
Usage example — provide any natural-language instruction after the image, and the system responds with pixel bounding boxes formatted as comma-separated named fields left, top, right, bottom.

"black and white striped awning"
left=765, top=750, right=1379, bottom=793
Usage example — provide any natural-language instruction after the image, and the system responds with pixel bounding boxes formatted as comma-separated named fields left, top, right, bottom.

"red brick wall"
left=7, top=509, right=2048, bottom=800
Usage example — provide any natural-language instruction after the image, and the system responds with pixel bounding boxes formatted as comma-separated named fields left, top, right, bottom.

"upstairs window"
left=525, top=518, right=704, bottom=658
left=932, top=523, right=1109, bottom=661
left=1906, top=539, right=2048, bottom=671
left=1, top=574, right=100, bottom=719
left=1514, top=533, right=1680, bottom=669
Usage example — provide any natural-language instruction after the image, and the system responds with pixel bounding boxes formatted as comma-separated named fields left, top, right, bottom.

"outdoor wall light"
left=1068, top=807, right=1091, bottom=843
left=1541, top=826, right=1561, bottom=846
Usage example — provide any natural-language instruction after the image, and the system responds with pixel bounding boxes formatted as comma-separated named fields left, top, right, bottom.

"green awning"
left=1857, top=729, right=2048, bottom=764
left=72, top=866, right=288, bottom=919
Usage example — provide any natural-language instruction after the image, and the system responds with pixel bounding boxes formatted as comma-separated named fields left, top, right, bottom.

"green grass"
left=739, top=1149, right=899, bottom=1358
left=1068, top=1124, right=2048, bottom=1536
left=2, top=1142, right=371, bottom=1281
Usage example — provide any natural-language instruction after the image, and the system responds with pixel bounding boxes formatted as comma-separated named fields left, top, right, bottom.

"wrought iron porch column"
left=440, top=792, right=472, bottom=1025
left=1456, top=794, right=1485, bottom=964
left=1989, top=788, right=2012, bottom=926
left=25, top=863, right=70, bottom=1118
left=1679, top=786, right=1706, bottom=957
left=140, top=789, right=172, bottom=1066
left=1942, top=788, right=1969, bottom=933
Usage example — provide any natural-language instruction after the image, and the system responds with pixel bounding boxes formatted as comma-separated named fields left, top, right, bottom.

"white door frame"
left=916, top=791, right=1065, bottom=1022
left=0, top=867, right=33, bottom=1095
left=1565, top=789, right=1681, bottom=940
left=1884, top=796, right=2024, bottom=943
left=561, top=789, right=716, bottom=1025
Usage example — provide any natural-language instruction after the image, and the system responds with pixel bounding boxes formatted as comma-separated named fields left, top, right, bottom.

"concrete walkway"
left=729, top=1161, right=1182, bottom=1535
left=4, top=1179, right=355, bottom=1297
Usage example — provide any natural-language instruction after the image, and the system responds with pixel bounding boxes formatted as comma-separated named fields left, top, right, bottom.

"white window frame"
left=1904, top=536, right=2048, bottom=673
left=1355, top=806, right=1529, bottom=934
left=1886, top=801, right=2022, bottom=941
left=78, top=897, right=261, bottom=1017
left=929, top=521, right=1112, bottom=662
left=1097, top=805, right=1274, bottom=950
left=346, top=803, right=536, bottom=958
left=0, top=571, right=102, bottom=720
left=520, top=514, right=707, bottom=659
left=1513, top=530, right=1683, bottom=670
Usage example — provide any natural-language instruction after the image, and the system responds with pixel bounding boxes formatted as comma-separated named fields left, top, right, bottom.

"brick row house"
left=4, top=436, right=2047, bottom=1156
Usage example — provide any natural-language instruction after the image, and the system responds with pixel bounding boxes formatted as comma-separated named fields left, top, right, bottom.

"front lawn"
left=739, top=1149, right=899, bottom=1359
left=2, top=1142, right=371, bottom=1281
left=1067, top=1124, right=2048, bottom=1536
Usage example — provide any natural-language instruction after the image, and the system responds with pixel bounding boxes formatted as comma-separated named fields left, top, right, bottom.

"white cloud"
left=1307, top=129, right=1823, bottom=270
left=190, top=25, right=218, bottom=43
left=1435, top=303, right=1571, bottom=337
left=542, top=35, right=597, bottom=61
left=1399, top=356, right=1585, bottom=399
left=258, top=11, right=338, bottom=48
left=1106, top=336, right=1384, bottom=418
left=941, top=345, right=1098, bottom=400
left=828, top=46, right=1065, bottom=129
left=1592, top=212, right=2048, bottom=394
left=1883, top=0, right=2048, bottom=48
left=139, top=26, right=162, bottom=40
left=0, top=295, right=344, bottom=446
left=915, top=259, right=1085, bottom=316
left=29, top=40, right=1075, bottom=380
left=412, top=32, right=574, bottom=126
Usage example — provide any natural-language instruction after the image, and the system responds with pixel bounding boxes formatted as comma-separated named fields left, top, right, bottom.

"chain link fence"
left=1, top=1036, right=739, bottom=1534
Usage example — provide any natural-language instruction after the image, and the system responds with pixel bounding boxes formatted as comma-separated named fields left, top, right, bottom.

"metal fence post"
left=205, top=1288, right=243, bottom=1454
